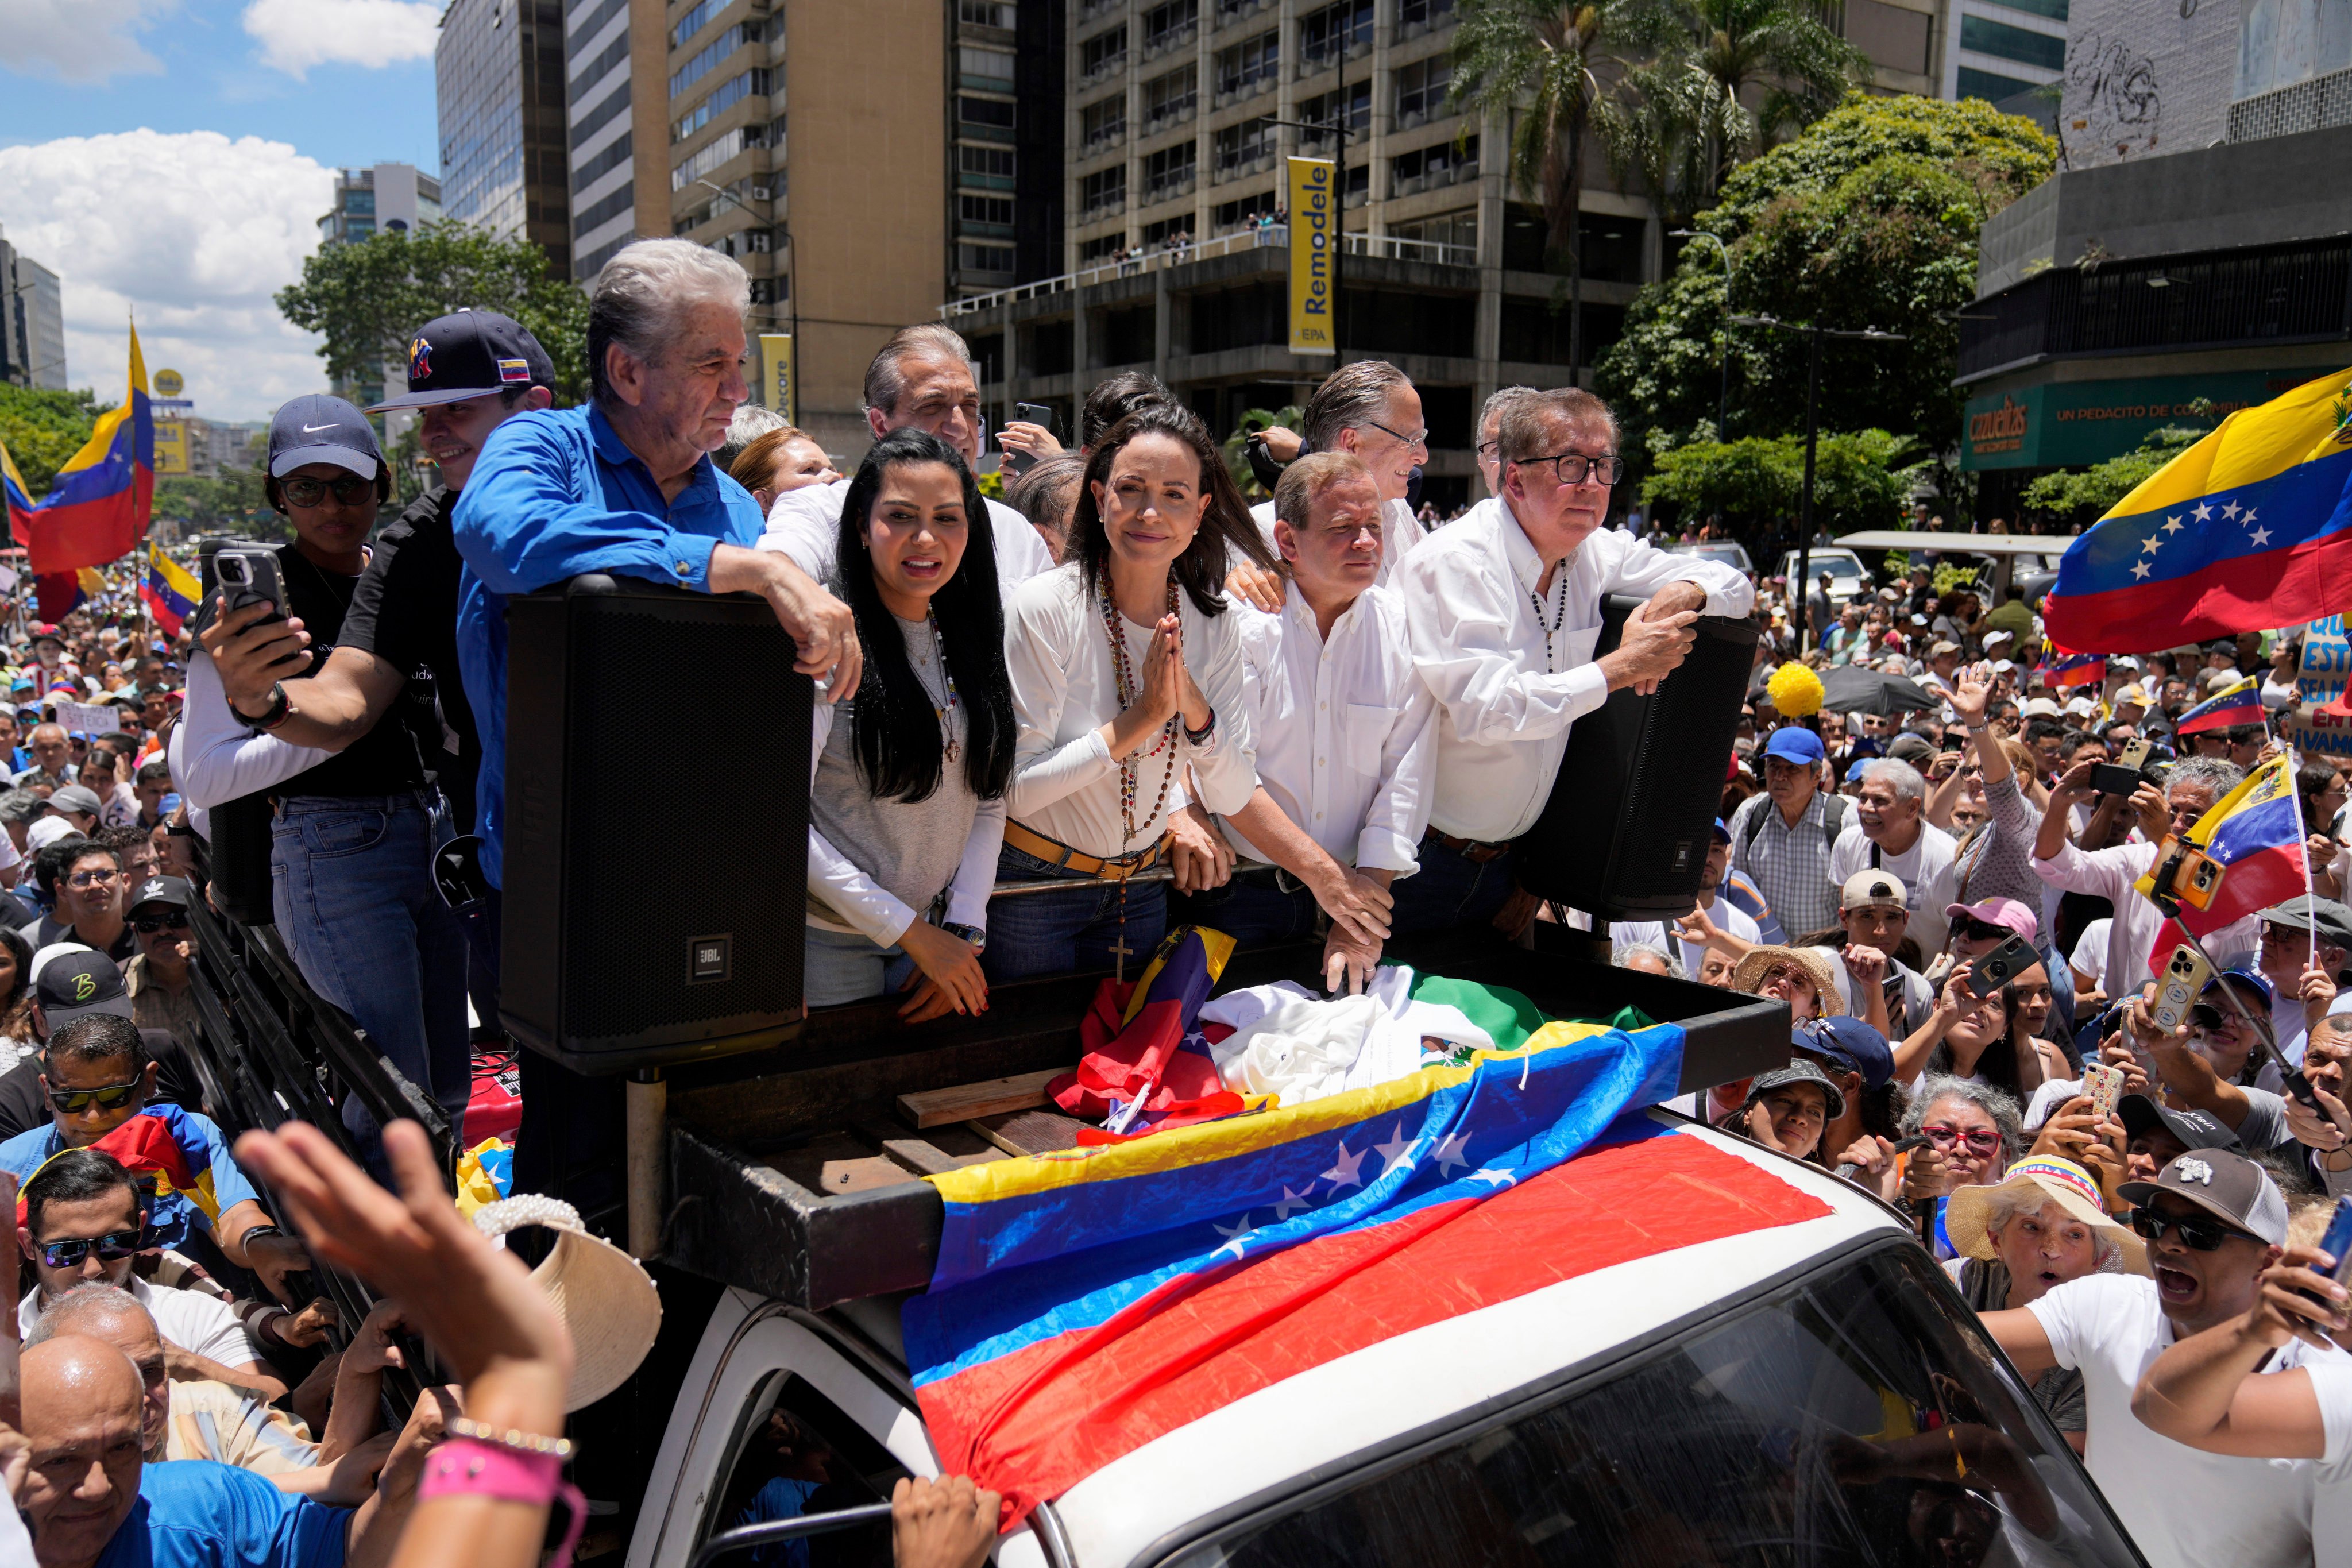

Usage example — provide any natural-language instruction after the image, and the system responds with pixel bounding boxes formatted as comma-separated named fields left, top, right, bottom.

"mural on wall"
left=2063, top=33, right=2165, bottom=161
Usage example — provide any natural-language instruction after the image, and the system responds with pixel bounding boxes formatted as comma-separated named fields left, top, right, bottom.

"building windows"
left=960, top=243, right=1017, bottom=273
left=1081, top=25, right=1128, bottom=80
left=1143, top=64, right=1197, bottom=129
left=1959, top=14, right=2064, bottom=71
left=574, top=182, right=634, bottom=237
left=1211, top=189, right=1281, bottom=230
left=1395, top=56, right=1451, bottom=125
left=960, top=44, right=1015, bottom=88
left=573, top=132, right=631, bottom=193
left=960, top=145, right=1017, bottom=188
left=1142, top=140, right=1195, bottom=202
left=1297, top=80, right=1369, bottom=150
left=1390, top=134, right=1477, bottom=195
left=1391, top=208, right=1477, bottom=254
left=1215, top=31, right=1279, bottom=97
left=1141, top=0, right=1196, bottom=52
left=1082, top=94, right=1127, bottom=150
left=671, top=125, right=764, bottom=188
left=959, top=95, right=1017, bottom=140
left=571, top=81, right=630, bottom=149
left=1214, top=115, right=1276, bottom=172
left=669, top=0, right=722, bottom=48
left=671, top=21, right=760, bottom=99
left=1956, top=64, right=2044, bottom=101
left=674, top=68, right=770, bottom=142
left=959, top=193, right=1016, bottom=235
left=959, top=0, right=1017, bottom=24
left=1397, top=0, right=1457, bottom=32
left=1079, top=233, right=1125, bottom=263
left=1082, top=165, right=1127, bottom=215
left=1299, top=0, right=1373, bottom=72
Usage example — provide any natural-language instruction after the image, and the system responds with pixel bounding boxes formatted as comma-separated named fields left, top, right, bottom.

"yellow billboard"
left=152, top=419, right=190, bottom=477
left=1286, top=157, right=1337, bottom=357
left=758, top=333, right=796, bottom=424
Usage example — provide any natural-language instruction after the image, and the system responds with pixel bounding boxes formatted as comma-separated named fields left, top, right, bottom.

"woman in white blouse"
left=805, top=430, right=1016, bottom=1019
left=987, top=405, right=1277, bottom=980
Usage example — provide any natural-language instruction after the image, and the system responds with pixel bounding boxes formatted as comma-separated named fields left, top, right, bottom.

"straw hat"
left=1729, top=945, right=1844, bottom=1017
left=473, top=1194, right=663, bottom=1411
left=1944, top=1155, right=2149, bottom=1276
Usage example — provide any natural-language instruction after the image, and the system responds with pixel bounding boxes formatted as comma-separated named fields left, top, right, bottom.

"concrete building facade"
left=0, top=225, right=65, bottom=392
left=438, top=0, right=576, bottom=277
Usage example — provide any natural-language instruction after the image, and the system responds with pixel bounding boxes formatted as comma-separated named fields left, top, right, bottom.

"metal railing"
left=940, top=225, right=1476, bottom=315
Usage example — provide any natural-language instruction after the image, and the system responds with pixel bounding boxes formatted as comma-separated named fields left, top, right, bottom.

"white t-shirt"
left=2026, top=1273, right=2343, bottom=1568
left=19, top=1276, right=261, bottom=1369
left=1828, top=820, right=1959, bottom=955
left=1612, top=894, right=1760, bottom=978
left=2068, top=919, right=2111, bottom=994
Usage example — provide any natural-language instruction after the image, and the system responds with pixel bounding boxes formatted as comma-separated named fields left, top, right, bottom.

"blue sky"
left=0, top=0, right=449, bottom=421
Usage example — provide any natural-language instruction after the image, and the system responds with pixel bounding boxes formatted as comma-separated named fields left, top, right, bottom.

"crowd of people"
left=0, top=227, right=2334, bottom=1563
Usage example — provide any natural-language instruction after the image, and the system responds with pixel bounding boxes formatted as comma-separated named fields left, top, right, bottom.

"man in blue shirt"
left=451, top=237, right=858, bottom=900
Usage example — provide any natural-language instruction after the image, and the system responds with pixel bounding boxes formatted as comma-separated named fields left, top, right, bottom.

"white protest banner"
left=2284, top=616, right=2352, bottom=761
left=55, top=702, right=121, bottom=737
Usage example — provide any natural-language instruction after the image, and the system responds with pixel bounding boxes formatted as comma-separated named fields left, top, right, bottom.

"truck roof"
left=1005, top=1116, right=1902, bottom=1568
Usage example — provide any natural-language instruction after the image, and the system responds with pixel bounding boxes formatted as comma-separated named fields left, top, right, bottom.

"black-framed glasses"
left=38, top=1227, right=146, bottom=1269
left=1476, top=439, right=1500, bottom=458
left=1519, top=451, right=1627, bottom=486
left=132, top=912, right=189, bottom=934
left=280, top=474, right=374, bottom=508
left=1366, top=419, right=1430, bottom=451
left=48, top=1080, right=141, bottom=1114
left=2129, top=1206, right=2250, bottom=1252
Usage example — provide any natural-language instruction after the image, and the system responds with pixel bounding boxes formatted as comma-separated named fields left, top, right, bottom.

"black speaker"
left=501, top=575, right=812, bottom=1073
left=1513, top=594, right=1759, bottom=921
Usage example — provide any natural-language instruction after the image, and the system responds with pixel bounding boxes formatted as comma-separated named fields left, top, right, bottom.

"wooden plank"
left=879, top=1137, right=1006, bottom=1176
left=815, top=1155, right=922, bottom=1194
left=896, top=1067, right=1069, bottom=1129
left=972, top=1107, right=1090, bottom=1157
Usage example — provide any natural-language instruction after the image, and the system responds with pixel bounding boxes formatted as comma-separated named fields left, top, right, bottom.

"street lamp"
left=1727, top=313, right=1907, bottom=655
left=1669, top=229, right=1731, bottom=439
left=695, top=178, right=798, bottom=418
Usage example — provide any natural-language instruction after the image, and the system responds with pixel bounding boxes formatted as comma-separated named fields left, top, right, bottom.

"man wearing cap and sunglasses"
left=122, top=875, right=198, bottom=1051
left=1978, top=1147, right=2346, bottom=1568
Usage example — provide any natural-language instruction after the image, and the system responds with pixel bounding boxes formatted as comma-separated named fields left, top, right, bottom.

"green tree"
left=1639, top=427, right=1922, bottom=534
left=1598, top=94, right=2056, bottom=471
left=1451, top=0, right=1651, bottom=372
left=275, top=221, right=590, bottom=409
left=2022, top=424, right=2206, bottom=527
left=0, top=386, right=109, bottom=494
left=155, top=434, right=275, bottom=538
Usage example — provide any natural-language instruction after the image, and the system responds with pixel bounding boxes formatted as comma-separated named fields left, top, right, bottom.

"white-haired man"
left=1392, top=387, right=1751, bottom=934
left=758, top=323, right=1054, bottom=590
left=1828, top=758, right=1957, bottom=954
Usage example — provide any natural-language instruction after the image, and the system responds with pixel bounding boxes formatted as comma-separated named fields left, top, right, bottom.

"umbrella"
left=1817, top=665, right=1941, bottom=716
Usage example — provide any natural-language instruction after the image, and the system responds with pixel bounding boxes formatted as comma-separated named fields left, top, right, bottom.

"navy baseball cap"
left=267, top=394, right=383, bottom=481
left=367, top=310, right=555, bottom=412
left=1763, top=727, right=1826, bottom=766
left=1795, top=1016, right=1895, bottom=1091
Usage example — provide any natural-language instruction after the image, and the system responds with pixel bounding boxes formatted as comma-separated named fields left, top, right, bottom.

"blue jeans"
left=271, top=794, right=472, bottom=1161
left=1170, top=870, right=1320, bottom=948
left=802, top=925, right=917, bottom=1007
left=1387, top=833, right=1516, bottom=936
left=983, top=843, right=1167, bottom=982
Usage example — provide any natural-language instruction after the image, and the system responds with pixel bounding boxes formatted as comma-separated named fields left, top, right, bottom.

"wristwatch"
left=234, top=682, right=292, bottom=733
left=940, top=921, right=987, bottom=953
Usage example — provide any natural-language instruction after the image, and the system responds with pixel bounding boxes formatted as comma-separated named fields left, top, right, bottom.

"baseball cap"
left=1711, top=817, right=1731, bottom=841
left=1844, top=758, right=1872, bottom=783
left=2205, top=639, right=2238, bottom=656
left=1944, top=895, right=2039, bottom=943
left=366, top=310, right=555, bottom=413
left=2262, top=893, right=2352, bottom=956
left=267, top=393, right=383, bottom=481
left=23, top=817, right=82, bottom=852
left=1929, top=639, right=1961, bottom=656
left=2119, top=1148, right=2288, bottom=1246
left=1743, top=1059, right=1847, bottom=1123
left=125, top=875, right=192, bottom=919
left=2020, top=697, right=2062, bottom=718
left=1795, top=1016, right=1895, bottom=1091
left=2113, top=655, right=2143, bottom=670
left=32, top=945, right=134, bottom=1029
left=1983, top=629, right=2014, bottom=648
left=43, top=785, right=102, bottom=818
left=2064, top=697, right=2098, bottom=717
left=2190, top=967, right=2276, bottom=1028
left=2115, top=685, right=2150, bottom=707
left=1841, top=868, right=1908, bottom=913
left=1762, top=727, right=1826, bottom=766
left=2117, top=1092, right=2243, bottom=1155
left=1887, top=733, right=1936, bottom=767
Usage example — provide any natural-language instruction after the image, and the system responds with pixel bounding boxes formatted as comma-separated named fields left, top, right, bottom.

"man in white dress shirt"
left=1393, top=387, right=1754, bottom=934
left=758, top=323, right=1055, bottom=591
left=1177, top=453, right=1438, bottom=992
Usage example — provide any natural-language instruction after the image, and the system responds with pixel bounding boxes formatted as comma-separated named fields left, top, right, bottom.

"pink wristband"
left=417, top=1438, right=586, bottom=1567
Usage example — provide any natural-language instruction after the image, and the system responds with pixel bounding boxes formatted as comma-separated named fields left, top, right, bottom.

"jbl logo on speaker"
left=1670, top=840, right=1693, bottom=874
left=689, top=934, right=732, bottom=984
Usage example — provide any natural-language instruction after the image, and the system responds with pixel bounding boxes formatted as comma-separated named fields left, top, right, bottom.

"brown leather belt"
left=1423, top=825, right=1513, bottom=864
left=1003, top=820, right=1168, bottom=880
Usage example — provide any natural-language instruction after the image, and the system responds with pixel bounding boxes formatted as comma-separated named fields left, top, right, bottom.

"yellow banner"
left=152, top=420, right=189, bottom=477
left=1286, top=157, right=1336, bottom=357
left=758, top=333, right=796, bottom=424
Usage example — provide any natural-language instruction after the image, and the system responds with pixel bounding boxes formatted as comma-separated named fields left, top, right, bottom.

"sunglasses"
left=47, top=1079, right=141, bottom=1114
left=279, top=474, right=374, bottom=508
left=132, top=912, right=188, bottom=934
left=1956, top=917, right=2011, bottom=943
left=2129, top=1206, right=2252, bottom=1252
left=1920, top=1123, right=2003, bottom=1153
left=37, top=1227, right=146, bottom=1269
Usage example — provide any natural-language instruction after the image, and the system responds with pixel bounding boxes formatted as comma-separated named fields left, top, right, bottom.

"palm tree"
left=1450, top=0, right=1650, bottom=376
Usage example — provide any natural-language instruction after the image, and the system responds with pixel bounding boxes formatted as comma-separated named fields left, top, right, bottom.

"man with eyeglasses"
left=15, top=1148, right=271, bottom=1387
left=122, top=875, right=198, bottom=1051
left=1395, top=386, right=1750, bottom=934
left=20, top=840, right=132, bottom=960
left=1978, top=1148, right=2342, bottom=1568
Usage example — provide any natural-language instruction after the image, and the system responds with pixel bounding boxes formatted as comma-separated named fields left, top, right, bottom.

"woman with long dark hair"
left=804, top=430, right=1016, bottom=1019
left=987, top=405, right=1279, bottom=979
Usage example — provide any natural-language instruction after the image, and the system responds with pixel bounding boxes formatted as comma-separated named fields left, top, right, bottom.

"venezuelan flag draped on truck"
left=901, top=1003, right=1832, bottom=1524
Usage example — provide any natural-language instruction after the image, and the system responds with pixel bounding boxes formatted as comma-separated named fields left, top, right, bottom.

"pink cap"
left=1945, top=896, right=2038, bottom=944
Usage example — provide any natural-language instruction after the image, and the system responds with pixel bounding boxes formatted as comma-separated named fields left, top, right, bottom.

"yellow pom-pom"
left=1766, top=662, right=1825, bottom=719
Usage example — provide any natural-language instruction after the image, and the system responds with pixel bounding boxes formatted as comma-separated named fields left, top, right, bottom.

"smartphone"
left=2306, top=1197, right=2352, bottom=1304
left=1967, top=934, right=2038, bottom=997
left=2152, top=944, right=2214, bottom=1033
left=2092, top=738, right=2154, bottom=796
left=213, top=545, right=285, bottom=624
left=1002, top=401, right=1060, bottom=478
left=2085, top=1061, right=2126, bottom=1123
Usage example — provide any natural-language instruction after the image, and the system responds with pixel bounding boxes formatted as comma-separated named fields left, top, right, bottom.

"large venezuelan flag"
left=1, top=326, right=155, bottom=576
left=2043, top=367, right=2352, bottom=653
left=142, top=542, right=199, bottom=638
left=901, top=1017, right=1831, bottom=1525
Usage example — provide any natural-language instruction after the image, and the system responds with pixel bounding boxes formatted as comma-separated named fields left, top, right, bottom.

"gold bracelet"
left=446, top=1416, right=576, bottom=1460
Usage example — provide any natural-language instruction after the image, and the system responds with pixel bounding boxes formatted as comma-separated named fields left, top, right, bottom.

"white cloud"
left=242, top=0, right=440, bottom=79
left=0, top=0, right=174, bottom=84
left=0, top=129, right=332, bottom=422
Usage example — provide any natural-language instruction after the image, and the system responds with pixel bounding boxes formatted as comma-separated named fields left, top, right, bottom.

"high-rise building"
left=949, top=0, right=1065, bottom=298
left=562, top=0, right=666, bottom=283
left=1941, top=0, right=2065, bottom=106
left=318, top=166, right=446, bottom=411
left=0, top=225, right=66, bottom=392
left=438, top=0, right=575, bottom=277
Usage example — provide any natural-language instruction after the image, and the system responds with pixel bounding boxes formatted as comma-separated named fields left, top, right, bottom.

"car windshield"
left=1159, top=1242, right=2137, bottom=1568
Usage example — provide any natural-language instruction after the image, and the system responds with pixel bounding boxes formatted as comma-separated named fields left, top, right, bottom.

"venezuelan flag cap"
left=368, top=310, right=554, bottom=412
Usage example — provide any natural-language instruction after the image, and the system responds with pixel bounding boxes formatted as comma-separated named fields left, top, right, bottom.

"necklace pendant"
left=945, top=738, right=960, bottom=763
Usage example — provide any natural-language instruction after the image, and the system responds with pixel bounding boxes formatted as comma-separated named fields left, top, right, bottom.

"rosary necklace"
left=1099, top=576, right=1181, bottom=968
left=1527, top=565, right=1568, bottom=672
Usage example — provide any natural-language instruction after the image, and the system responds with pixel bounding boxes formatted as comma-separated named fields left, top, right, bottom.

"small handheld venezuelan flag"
left=2044, top=649, right=2107, bottom=689
left=2173, top=675, right=2263, bottom=737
